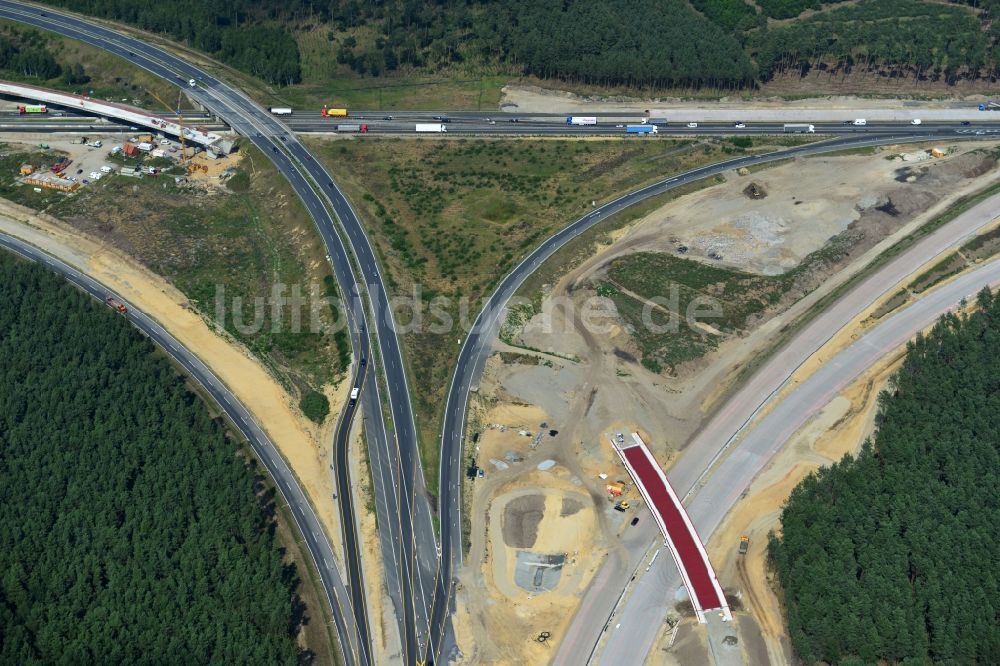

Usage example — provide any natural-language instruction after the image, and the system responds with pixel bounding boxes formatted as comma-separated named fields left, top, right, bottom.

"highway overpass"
left=615, top=433, right=730, bottom=624
left=0, top=80, right=233, bottom=151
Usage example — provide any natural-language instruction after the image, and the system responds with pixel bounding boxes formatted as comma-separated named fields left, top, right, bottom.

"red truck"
left=105, top=295, right=127, bottom=314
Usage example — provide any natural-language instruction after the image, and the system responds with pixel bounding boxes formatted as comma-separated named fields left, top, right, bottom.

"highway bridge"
left=0, top=80, right=230, bottom=149
left=614, top=433, right=730, bottom=624
left=0, top=3, right=438, bottom=665
left=4, top=4, right=1000, bottom=666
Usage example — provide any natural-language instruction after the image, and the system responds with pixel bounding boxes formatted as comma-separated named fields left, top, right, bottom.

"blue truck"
left=626, top=125, right=658, bottom=134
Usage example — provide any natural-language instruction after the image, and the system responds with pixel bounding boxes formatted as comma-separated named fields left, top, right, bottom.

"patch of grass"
left=46, top=145, right=348, bottom=399
left=272, top=74, right=508, bottom=112
left=0, top=19, right=179, bottom=110
left=605, top=227, right=859, bottom=371
left=804, top=145, right=881, bottom=158
left=313, top=135, right=808, bottom=490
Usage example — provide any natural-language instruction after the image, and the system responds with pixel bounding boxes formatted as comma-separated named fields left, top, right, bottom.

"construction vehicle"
left=979, top=101, right=1000, bottom=111
left=615, top=501, right=630, bottom=512
left=739, top=535, right=750, bottom=555
left=105, top=295, right=127, bottom=314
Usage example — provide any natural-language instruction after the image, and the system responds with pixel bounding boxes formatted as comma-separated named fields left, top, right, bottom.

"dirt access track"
left=0, top=198, right=348, bottom=552
left=459, top=140, right=1000, bottom=663
left=500, top=84, right=993, bottom=121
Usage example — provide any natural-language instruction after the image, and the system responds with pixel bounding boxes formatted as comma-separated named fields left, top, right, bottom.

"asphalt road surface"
left=433, top=128, right=994, bottom=662
left=6, top=5, right=1000, bottom=664
left=586, top=192, right=1000, bottom=666
left=0, top=232, right=364, bottom=666
left=0, top=3, right=440, bottom=664
left=598, top=254, right=1000, bottom=666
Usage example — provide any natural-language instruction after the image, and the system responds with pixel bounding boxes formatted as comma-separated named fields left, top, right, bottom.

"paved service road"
left=0, top=232, right=364, bottom=666
left=433, top=128, right=997, bottom=663
left=0, top=3, right=439, bottom=664
left=599, top=254, right=1000, bottom=666
left=589, top=191, right=1000, bottom=665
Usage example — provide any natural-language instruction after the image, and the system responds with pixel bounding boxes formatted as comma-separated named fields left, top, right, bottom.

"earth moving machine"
left=105, top=295, right=127, bottom=314
left=739, top=535, right=750, bottom=555
left=615, top=501, right=630, bottom=512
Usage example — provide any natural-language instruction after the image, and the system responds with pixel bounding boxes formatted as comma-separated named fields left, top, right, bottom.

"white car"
left=89, top=171, right=100, bottom=179
left=686, top=122, right=698, bottom=128
left=734, top=122, right=746, bottom=128
left=910, top=118, right=922, bottom=125
left=100, top=165, right=112, bottom=173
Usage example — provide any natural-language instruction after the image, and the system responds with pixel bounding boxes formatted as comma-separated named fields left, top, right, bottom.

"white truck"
left=269, top=107, right=293, bottom=116
left=415, top=123, right=447, bottom=133
left=783, top=123, right=815, bottom=133
left=853, top=118, right=867, bottom=126
left=566, top=116, right=597, bottom=126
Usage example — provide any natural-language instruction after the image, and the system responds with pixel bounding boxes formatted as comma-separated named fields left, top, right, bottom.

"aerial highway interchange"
left=2, top=2, right=1000, bottom=665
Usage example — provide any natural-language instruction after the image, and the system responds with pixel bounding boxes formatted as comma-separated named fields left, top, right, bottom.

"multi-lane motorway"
left=0, top=231, right=366, bottom=664
left=6, top=3, right=1000, bottom=666
left=0, top=2, right=438, bottom=666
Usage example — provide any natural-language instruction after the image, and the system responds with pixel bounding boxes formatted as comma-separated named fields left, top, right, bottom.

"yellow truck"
left=321, top=107, right=348, bottom=118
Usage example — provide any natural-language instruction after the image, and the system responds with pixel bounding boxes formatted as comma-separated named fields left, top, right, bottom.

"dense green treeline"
left=35, top=0, right=301, bottom=84
left=0, top=253, right=303, bottom=664
left=769, top=287, right=1000, bottom=665
left=32, top=0, right=1000, bottom=89
left=0, top=23, right=88, bottom=85
left=751, top=0, right=992, bottom=82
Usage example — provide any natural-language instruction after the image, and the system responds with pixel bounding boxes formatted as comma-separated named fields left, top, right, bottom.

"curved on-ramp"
left=0, top=232, right=363, bottom=666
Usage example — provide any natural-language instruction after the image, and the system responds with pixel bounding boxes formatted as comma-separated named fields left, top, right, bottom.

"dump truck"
left=105, top=295, right=127, bottom=314
left=626, top=125, right=657, bottom=134
left=566, top=116, right=597, bottom=125
left=783, top=123, right=815, bottom=133
left=739, top=535, right=750, bottom=555
left=321, top=107, right=348, bottom=117
left=415, top=123, right=447, bottom=133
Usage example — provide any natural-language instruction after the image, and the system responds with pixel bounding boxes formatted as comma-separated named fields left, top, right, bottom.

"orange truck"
left=321, top=106, right=348, bottom=117
left=105, top=295, right=127, bottom=314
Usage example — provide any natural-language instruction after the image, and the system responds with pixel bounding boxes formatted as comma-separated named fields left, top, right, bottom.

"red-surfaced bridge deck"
left=615, top=433, right=731, bottom=622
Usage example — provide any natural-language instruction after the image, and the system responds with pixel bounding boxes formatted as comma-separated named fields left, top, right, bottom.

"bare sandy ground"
left=0, top=198, right=346, bottom=548
left=459, top=141, right=1000, bottom=662
left=706, top=348, right=900, bottom=664
left=501, top=84, right=992, bottom=120
left=455, top=463, right=608, bottom=666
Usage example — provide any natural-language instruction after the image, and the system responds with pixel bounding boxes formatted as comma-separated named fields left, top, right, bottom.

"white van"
left=910, top=118, right=922, bottom=125
left=350, top=387, right=360, bottom=402
left=853, top=118, right=867, bottom=126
